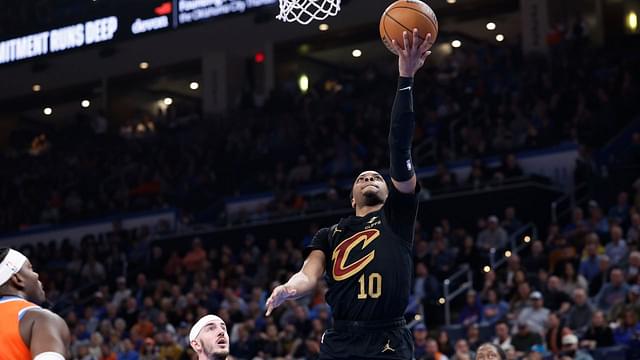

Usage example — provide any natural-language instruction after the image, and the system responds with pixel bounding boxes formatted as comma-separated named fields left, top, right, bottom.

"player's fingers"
left=265, top=290, right=281, bottom=316
left=420, top=50, right=432, bottom=62
left=412, top=28, right=425, bottom=54
left=265, top=295, right=273, bottom=314
left=402, top=31, right=410, bottom=56
left=390, top=39, right=403, bottom=55
left=418, top=50, right=432, bottom=67
left=412, top=28, right=420, bottom=53
left=420, top=33, right=433, bottom=53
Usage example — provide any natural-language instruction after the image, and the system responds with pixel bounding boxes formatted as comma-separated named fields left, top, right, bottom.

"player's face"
left=195, top=320, right=229, bottom=358
left=351, top=171, right=388, bottom=208
left=19, top=260, right=46, bottom=304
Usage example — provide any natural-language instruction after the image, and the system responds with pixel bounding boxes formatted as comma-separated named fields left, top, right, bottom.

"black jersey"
left=306, top=184, right=419, bottom=321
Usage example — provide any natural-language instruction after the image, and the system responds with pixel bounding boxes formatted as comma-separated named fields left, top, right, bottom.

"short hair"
left=495, top=320, right=509, bottom=328
left=609, top=266, right=623, bottom=276
left=477, top=342, right=507, bottom=360
left=0, top=247, right=10, bottom=288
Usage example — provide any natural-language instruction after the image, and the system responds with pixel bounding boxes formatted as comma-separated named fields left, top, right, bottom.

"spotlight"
left=139, top=61, right=149, bottom=70
left=486, top=22, right=496, bottom=31
left=496, top=34, right=505, bottom=42
left=446, top=0, right=456, bottom=3
left=628, top=11, right=638, bottom=32
left=505, top=250, right=512, bottom=258
left=352, top=49, right=362, bottom=58
left=319, top=23, right=329, bottom=31
left=483, top=266, right=491, bottom=273
left=524, top=235, right=531, bottom=243
left=298, top=74, right=309, bottom=93
left=189, top=82, right=199, bottom=90
left=81, top=100, right=91, bottom=108
left=32, top=84, right=41, bottom=92
left=451, top=40, right=462, bottom=48
left=163, top=97, right=173, bottom=105
left=43, top=107, right=52, bottom=116
left=438, top=297, right=446, bottom=304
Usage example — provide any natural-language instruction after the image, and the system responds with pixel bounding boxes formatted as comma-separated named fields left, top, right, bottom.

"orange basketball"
left=380, top=0, right=438, bottom=55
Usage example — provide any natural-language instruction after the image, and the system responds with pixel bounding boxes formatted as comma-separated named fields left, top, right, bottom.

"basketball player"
left=265, top=29, right=432, bottom=359
left=189, top=314, right=230, bottom=360
left=0, top=247, right=70, bottom=359
left=475, top=343, right=507, bottom=360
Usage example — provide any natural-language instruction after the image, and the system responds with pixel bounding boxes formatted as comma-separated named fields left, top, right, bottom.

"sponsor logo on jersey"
left=365, top=216, right=381, bottom=229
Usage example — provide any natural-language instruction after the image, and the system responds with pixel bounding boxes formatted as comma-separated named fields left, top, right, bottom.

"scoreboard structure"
left=0, top=0, right=278, bottom=65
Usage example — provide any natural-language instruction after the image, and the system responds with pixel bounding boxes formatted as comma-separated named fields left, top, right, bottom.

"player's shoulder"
left=20, top=307, right=71, bottom=350
left=317, top=226, right=331, bottom=234
left=315, top=227, right=332, bottom=238
left=22, top=307, right=65, bottom=325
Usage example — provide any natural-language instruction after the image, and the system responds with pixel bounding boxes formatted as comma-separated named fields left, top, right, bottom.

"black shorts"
left=319, top=317, right=413, bottom=360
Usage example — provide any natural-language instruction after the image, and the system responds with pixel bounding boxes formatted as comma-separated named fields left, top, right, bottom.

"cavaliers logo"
left=332, top=229, right=379, bottom=281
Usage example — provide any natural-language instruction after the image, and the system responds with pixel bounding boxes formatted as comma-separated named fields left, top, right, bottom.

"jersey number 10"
left=357, top=273, right=382, bottom=299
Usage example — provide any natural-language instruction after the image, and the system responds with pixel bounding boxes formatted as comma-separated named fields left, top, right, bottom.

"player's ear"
left=351, top=197, right=356, bottom=209
left=191, top=339, right=202, bottom=352
left=10, top=271, right=26, bottom=290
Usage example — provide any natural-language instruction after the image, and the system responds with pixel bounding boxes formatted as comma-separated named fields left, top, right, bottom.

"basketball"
left=380, top=0, right=438, bottom=55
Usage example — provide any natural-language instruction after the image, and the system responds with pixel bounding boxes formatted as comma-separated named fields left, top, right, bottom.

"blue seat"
left=442, top=324, right=466, bottom=343
left=478, top=322, right=495, bottom=342
left=590, top=345, right=628, bottom=360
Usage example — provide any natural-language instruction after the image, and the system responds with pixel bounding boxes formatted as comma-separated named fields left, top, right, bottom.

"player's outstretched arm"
left=265, top=249, right=325, bottom=316
left=388, top=29, right=432, bottom=194
left=22, top=309, right=71, bottom=359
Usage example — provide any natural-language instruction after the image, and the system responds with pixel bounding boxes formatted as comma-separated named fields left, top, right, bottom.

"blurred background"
left=0, top=0, right=639, bottom=359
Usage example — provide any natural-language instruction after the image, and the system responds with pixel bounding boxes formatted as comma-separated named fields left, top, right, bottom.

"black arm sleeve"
left=389, top=76, right=416, bottom=182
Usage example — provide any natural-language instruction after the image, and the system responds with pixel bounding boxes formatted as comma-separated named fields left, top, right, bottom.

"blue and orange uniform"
left=0, top=295, right=41, bottom=360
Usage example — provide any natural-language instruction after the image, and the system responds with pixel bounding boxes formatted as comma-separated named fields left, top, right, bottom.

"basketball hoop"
left=276, top=0, right=341, bottom=25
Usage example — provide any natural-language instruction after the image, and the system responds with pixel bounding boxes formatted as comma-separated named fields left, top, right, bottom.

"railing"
left=442, top=264, right=473, bottom=326
left=448, top=117, right=462, bottom=159
left=550, top=182, right=588, bottom=224
left=490, top=222, right=538, bottom=270
left=414, top=137, right=436, bottom=165
left=441, top=222, right=537, bottom=326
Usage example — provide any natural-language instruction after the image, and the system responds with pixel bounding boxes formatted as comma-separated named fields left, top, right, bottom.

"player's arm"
left=265, top=249, right=325, bottom=316
left=388, top=29, right=432, bottom=194
left=22, top=309, right=71, bottom=359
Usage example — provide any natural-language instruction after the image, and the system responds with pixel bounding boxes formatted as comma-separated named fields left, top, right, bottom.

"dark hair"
left=0, top=247, right=8, bottom=262
left=495, top=320, right=509, bottom=328
left=0, top=247, right=9, bottom=288
left=609, top=266, right=623, bottom=273
left=478, top=342, right=507, bottom=360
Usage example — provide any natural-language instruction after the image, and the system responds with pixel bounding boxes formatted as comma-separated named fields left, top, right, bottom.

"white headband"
left=0, top=249, right=27, bottom=286
left=189, top=314, right=224, bottom=343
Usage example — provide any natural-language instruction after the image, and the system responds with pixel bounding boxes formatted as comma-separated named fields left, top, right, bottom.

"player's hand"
left=265, top=285, right=297, bottom=316
left=392, top=28, right=432, bottom=78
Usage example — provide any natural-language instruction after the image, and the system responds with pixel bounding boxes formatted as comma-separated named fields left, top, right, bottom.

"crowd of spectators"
left=412, top=184, right=640, bottom=360
left=1, top=31, right=638, bottom=233
left=1, top=7, right=640, bottom=360
left=7, top=175, right=632, bottom=360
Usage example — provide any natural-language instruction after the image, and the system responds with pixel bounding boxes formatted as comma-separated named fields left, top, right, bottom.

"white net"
left=276, top=0, right=341, bottom=25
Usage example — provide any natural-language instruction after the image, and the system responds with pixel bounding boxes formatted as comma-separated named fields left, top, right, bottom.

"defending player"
left=0, top=247, right=71, bottom=359
left=265, top=29, right=432, bottom=359
left=189, top=314, right=230, bottom=360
